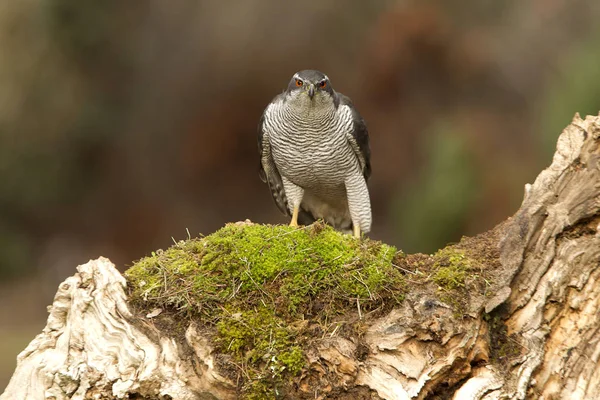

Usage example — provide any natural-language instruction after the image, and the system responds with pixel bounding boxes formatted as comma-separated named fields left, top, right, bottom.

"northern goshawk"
left=258, top=70, right=371, bottom=238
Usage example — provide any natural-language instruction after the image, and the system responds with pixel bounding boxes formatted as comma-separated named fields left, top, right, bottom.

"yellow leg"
left=353, top=224, right=361, bottom=239
left=290, top=206, right=299, bottom=227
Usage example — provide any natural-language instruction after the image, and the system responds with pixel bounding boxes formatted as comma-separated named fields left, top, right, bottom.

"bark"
left=2, top=113, right=600, bottom=400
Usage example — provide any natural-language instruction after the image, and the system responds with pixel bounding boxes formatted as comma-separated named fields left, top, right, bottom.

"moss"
left=486, top=312, right=522, bottom=367
left=125, top=222, right=403, bottom=398
left=125, top=222, right=505, bottom=397
left=214, top=307, right=302, bottom=375
left=432, top=248, right=470, bottom=290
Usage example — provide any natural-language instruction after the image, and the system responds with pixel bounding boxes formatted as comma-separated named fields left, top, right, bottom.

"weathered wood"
left=498, top=113, right=600, bottom=400
left=2, top=114, right=599, bottom=399
left=1, top=258, right=235, bottom=400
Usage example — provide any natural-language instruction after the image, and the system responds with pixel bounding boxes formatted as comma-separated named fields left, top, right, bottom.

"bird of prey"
left=258, top=70, right=371, bottom=238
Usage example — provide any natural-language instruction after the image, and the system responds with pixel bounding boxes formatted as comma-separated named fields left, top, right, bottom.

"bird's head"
left=285, top=70, right=334, bottom=107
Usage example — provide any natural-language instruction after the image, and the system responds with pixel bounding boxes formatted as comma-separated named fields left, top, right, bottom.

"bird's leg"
left=345, top=174, right=372, bottom=238
left=281, top=176, right=304, bottom=228
left=290, top=206, right=300, bottom=227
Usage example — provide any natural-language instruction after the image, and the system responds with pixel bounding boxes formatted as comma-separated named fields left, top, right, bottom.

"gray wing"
left=258, top=109, right=289, bottom=217
left=337, top=93, right=371, bottom=180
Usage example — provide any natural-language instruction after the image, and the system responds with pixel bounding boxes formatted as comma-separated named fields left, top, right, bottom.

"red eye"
left=295, top=79, right=303, bottom=87
left=319, top=80, right=327, bottom=88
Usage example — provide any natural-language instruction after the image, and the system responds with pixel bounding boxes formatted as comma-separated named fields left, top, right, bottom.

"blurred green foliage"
left=44, top=0, right=117, bottom=61
left=540, top=27, right=600, bottom=157
left=395, top=122, right=479, bottom=254
left=0, top=1, right=126, bottom=277
left=0, top=226, right=33, bottom=278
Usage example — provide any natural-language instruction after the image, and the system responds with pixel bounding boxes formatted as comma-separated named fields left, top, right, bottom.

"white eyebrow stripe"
left=291, top=72, right=328, bottom=83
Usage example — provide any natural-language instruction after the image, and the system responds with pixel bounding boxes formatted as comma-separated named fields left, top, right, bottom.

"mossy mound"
left=125, top=221, right=500, bottom=398
left=125, top=222, right=403, bottom=398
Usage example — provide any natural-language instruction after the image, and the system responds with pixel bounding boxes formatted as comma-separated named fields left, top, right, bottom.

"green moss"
left=215, top=307, right=300, bottom=369
left=125, top=222, right=403, bottom=398
left=486, top=313, right=522, bottom=367
left=432, top=248, right=470, bottom=290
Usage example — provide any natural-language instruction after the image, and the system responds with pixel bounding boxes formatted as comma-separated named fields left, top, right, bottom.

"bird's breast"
left=269, top=125, right=357, bottom=190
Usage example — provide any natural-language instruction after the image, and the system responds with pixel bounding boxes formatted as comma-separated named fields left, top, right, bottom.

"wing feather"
left=337, top=93, right=371, bottom=180
left=258, top=109, right=290, bottom=217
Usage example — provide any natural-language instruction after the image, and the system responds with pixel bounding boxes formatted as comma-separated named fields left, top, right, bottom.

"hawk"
left=258, top=70, right=372, bottom=238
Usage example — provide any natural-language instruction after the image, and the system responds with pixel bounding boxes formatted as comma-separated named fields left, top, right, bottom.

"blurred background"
left=2, top=0, right=600, bottom=389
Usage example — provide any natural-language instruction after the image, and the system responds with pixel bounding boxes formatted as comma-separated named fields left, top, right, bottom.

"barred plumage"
left=258, top=70, right=371, bottom=237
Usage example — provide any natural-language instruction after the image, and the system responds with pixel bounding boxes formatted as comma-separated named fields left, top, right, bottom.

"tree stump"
left=2, top=114, right=600, bottom=400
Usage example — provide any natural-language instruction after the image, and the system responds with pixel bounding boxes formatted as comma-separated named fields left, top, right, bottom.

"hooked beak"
left=308, top=84, right=315, bottom=99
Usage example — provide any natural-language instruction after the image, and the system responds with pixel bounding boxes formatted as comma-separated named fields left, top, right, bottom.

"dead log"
left=2, top=113, right=599, bottom=400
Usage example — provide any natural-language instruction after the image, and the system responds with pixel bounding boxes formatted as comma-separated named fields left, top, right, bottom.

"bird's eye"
left=319, top=80, right=327, bottom=88
left=295, top=79, right=303, bottom=87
